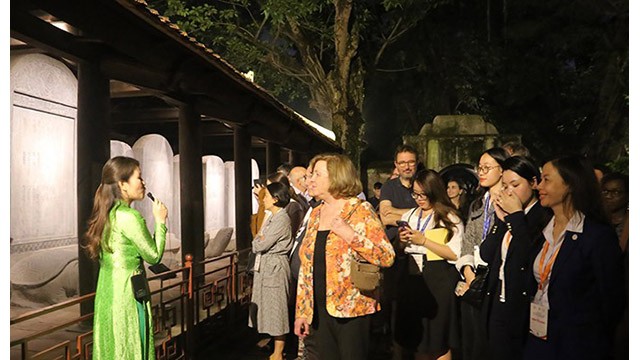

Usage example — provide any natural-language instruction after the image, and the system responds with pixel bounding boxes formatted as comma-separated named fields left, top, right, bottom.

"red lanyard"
left=537, top=240, right=562, bottom=290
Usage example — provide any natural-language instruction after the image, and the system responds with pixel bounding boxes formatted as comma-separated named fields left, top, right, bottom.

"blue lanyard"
left=481, top=194, right=493, bottom=241
left=416, top=208, right=433, bottom=233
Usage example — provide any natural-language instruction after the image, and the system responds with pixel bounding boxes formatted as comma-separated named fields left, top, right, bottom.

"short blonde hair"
left=312, top=153, right=362, bottom=198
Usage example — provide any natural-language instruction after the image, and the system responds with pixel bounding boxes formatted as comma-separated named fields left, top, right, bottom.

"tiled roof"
left=122, top=0, right=339, bottom=148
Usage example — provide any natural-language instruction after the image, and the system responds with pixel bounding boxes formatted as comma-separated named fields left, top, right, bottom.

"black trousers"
left=460, top=300, right=490, bottom=360
left=312, top=304, right=371, bottom=360
left=488, top=298, right=525, bottom=360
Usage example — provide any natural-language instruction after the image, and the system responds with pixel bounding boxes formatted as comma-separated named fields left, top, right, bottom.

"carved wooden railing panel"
left=9, top=250, right=250, bottom=360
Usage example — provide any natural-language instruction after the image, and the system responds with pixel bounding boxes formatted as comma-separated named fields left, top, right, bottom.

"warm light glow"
left=50, top=21, right=74, bottom=34
left=294, top=111, right=336, bottom=141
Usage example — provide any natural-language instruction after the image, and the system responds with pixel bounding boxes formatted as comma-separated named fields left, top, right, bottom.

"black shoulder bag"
left=461, top=264, right=489, bottom=308
left=131, top=272, right=151, bottom=302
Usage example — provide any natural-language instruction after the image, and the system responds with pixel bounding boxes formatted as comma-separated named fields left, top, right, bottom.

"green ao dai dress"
left=93, top=200, right=166, bottom=360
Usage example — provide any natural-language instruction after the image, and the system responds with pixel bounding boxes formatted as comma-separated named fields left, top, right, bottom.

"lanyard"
left=537, top=240, right=562, bottom=290
left=481, top=195, right=492, bottom=241
left=416, top=209, right=433, bottom=233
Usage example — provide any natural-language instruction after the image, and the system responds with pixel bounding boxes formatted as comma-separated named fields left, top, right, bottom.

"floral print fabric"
left=295, top=198, right=395, bottom=320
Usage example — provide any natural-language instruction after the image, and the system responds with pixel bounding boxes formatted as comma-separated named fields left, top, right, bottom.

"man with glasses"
left=380, top=145, right=420, bottom=229
left=378, top=144, right=420, bottom=355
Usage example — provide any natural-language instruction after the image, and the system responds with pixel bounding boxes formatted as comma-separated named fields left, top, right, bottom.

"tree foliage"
left=364, top=0, right=628, bottom=165
left=150, top=0, right=449, bottom=165
left=150, top=0, right=628, bottom=169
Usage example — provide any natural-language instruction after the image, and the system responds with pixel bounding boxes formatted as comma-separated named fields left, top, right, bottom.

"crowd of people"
left=84, top=141, right=628, bottom=360
left=247, top=143, right=628, bottom=360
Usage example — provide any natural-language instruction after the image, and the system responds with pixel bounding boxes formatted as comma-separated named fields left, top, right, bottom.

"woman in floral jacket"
left=294, top=153, right=395, bottom=360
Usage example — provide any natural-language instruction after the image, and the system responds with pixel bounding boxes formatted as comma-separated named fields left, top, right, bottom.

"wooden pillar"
left=266, top=142, right=281, bottom=175
left=234, top=125, right=252, bottom=252
left=179, top=104, right=204, bottom=359
left=288, top=150, right=304, bottom=167
left=76, top=60, right=110, bottom=316
left=178, top=104, right=205, bottom=275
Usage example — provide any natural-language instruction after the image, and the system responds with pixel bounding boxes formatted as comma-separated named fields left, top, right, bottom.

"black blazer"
left=480, top=202, right=551, bottom=338
left=523, top=215, right=624, bottom=360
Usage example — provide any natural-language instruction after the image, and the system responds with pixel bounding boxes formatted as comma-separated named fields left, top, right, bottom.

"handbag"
left=461, top=264, right=489, bottom=308
left=131, top=272, right=151, bottom=302
left=345, top=201, right=383, bottom=292
left=350, top=260, right=383, bottom=292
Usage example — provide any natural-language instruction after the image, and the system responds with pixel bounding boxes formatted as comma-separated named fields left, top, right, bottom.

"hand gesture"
left=330, top=216, right=356, bottom=243
left=152, top=198, right=168, bottom=224
left=399, top=227, right=425, bottom=246
left=495, top=188, right=523, bottom=215
left=294, top=318, right=310, bottom=338
left=252, top=184, right=264, bottom=198
left=492, top=199, right=507, bottom=222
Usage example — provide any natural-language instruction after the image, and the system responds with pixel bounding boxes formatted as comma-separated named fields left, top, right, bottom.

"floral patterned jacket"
left=295, top=197, right=395, bottom=320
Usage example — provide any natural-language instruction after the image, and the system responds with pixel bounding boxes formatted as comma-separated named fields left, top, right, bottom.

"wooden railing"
left=9, top=250, right=249, bottom=360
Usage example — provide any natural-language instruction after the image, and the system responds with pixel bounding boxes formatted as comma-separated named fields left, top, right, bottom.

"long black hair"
left=548, top=156, right=609, bottom=225
left=412, top=169, right=460, bottom=242
left=502, top=156, right=540, bottom=186
left=85, top=156, right=140, bottom=260
left=469, top=147, right=510, bottom=214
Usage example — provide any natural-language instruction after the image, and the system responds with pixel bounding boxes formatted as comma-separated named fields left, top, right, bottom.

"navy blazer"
left=480, top=203, right=551, bottom=344
left=523, top=215, right=624, bottom=360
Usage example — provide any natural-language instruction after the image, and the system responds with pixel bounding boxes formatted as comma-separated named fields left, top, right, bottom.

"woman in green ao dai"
left=85, top=156, right=168, bottom=360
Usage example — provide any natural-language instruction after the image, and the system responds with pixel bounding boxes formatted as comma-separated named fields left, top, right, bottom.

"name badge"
left=529, top=302, right=549, bottom=339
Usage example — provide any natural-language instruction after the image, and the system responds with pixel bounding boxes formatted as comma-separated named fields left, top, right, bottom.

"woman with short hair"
left=249, top=181, right=294, bottom=360
left=294, top=153, right=395, bottom=360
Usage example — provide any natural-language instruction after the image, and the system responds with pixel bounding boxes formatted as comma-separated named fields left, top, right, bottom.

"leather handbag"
left=461, top=264, right=489, bottom=308
left=131, top=272, right=151, bottom=302
left=350, top=260, right=383, bottom=292
left=345, top=200, right=383, bottom=292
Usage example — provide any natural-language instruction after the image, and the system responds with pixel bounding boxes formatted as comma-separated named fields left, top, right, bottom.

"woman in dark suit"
left=480, top=156, right=551, bottom=360
left=523, top=156, right=623, bottom=360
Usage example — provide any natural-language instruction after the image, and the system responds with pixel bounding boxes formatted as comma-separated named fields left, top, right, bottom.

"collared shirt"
left=293, top=185, right=312, bottom=203
left=533, top=211, right=585, bottom=307
left=289, top=206, right=314, bottom=259
left=401, top=207, right=464, bottom=268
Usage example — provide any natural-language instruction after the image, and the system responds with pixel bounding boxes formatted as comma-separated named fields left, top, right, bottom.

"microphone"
left=147, top=192, right=155, bottom=202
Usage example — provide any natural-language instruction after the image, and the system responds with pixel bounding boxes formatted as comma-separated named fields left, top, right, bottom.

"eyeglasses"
left=411, top=192, right=428, bottom=200
left=396, top=160, right=417, bottom=167
left=476, top=165, right=500, bottom=174
left=602, top=189, right=624, bottom=197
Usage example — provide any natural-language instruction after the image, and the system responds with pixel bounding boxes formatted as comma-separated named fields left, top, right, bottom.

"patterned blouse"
left=295, top=197, right=395, bottom=320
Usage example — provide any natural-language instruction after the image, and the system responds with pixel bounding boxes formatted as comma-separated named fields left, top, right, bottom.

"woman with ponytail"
left=86, top=156, right=168, bottom=360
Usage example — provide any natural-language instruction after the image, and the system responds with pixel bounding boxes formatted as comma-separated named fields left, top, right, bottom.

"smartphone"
left=147, top=192, right=155, bottom=201
left=396, top=220, right=410, bottom=229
